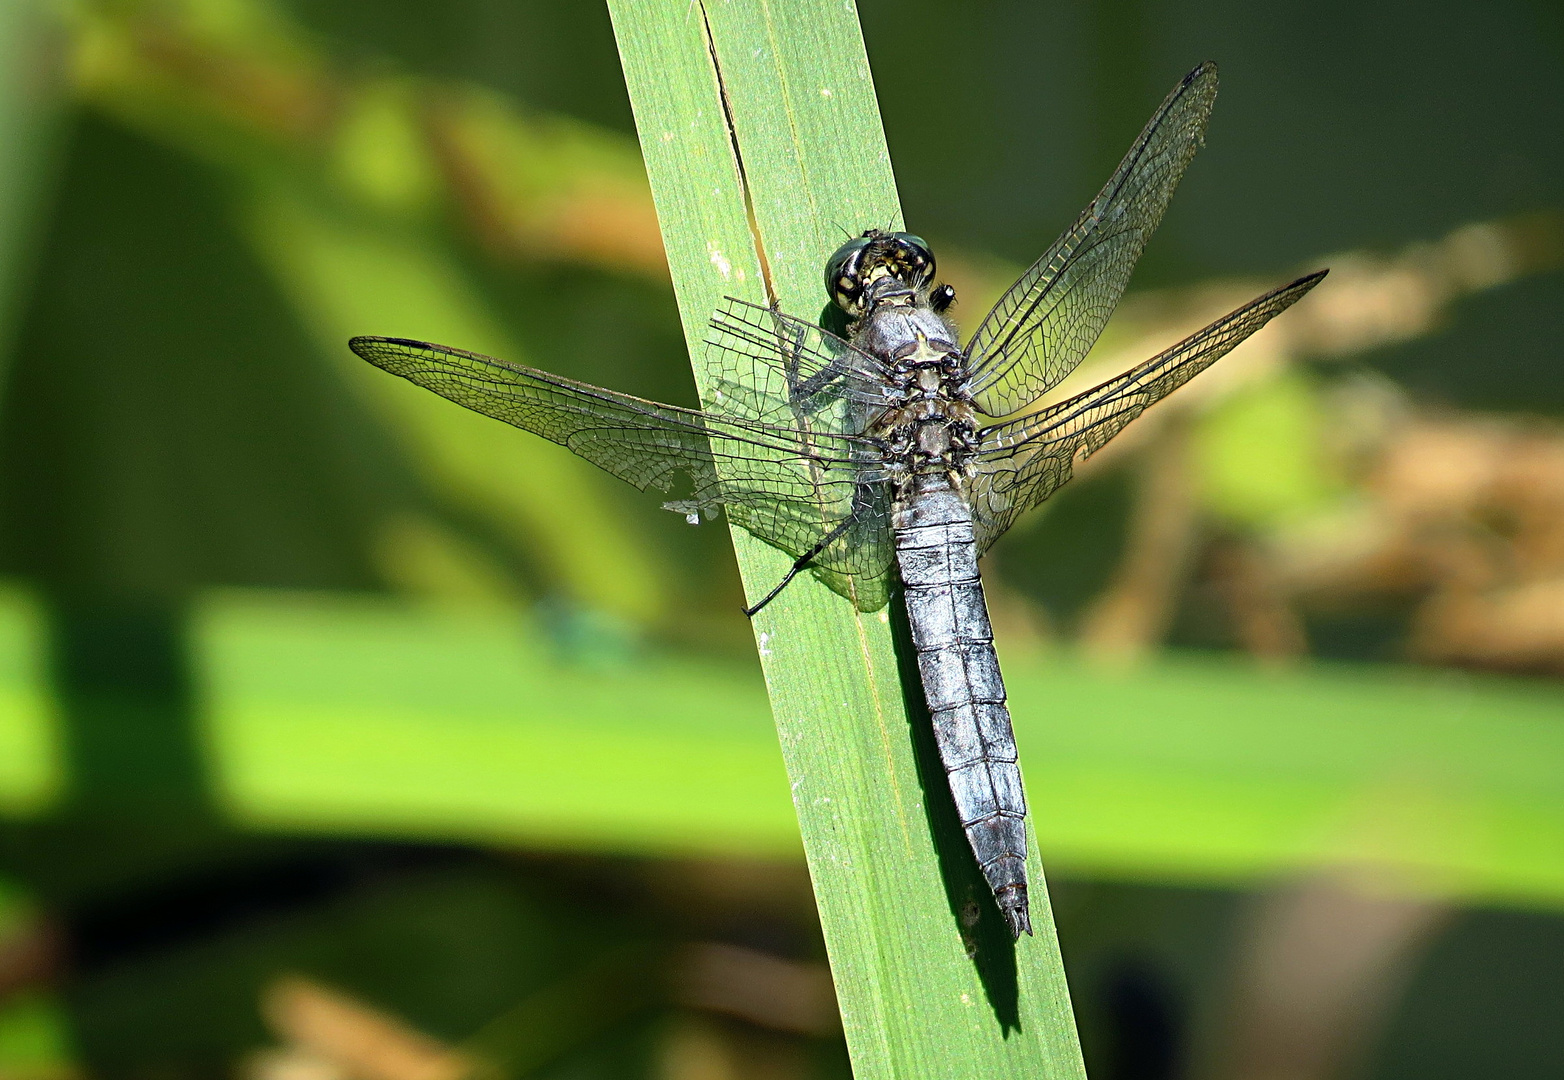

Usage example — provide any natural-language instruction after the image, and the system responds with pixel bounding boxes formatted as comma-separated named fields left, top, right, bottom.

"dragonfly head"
left=825, top=230, right=936, bottom=316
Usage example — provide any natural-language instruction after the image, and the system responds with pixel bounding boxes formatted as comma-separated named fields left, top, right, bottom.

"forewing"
left=350, top=336, right=897, bottom=607
left=968, top=271, right=1327, bottom=551
left=963, top=62, right=1219, bottom=418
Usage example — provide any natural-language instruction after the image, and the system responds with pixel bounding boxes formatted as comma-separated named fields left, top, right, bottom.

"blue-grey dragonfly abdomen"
left=894, top=474, right=1031, bottom=937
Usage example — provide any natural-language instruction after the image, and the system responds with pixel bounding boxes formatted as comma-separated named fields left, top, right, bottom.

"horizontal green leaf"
left=190, top=590, right=1564, bottom=910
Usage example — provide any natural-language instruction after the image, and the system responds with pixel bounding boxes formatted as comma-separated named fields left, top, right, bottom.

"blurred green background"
left=0, top=0, right=1561, bottom=1078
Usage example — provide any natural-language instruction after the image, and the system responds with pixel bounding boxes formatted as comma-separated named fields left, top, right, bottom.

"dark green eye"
left=825, top=236, right=871, bottom=312
left=888, top=233, right=936, bottom=285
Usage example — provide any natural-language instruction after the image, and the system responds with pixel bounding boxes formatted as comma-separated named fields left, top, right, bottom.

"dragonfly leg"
left=742, top=517, right=854, bottom=617
left=741, top=555, right=812, bottom=617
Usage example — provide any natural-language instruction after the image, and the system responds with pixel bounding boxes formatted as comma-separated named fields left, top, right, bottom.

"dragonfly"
left=351, top=62, right=1325, bottom=940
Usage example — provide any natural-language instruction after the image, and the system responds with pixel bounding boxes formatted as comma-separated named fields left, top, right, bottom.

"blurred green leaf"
left=1193, top=369, right=1340, bottom=527
left=0, top=112, right=391, bottom=598
left=192, top=591, right=1564, bottom=909
left=246, top=185, right=670, bottom=623
left=63, top=0, right=681, bottom=624
left=330, top=79, right=440, bottom=216
left=0, top=0, right=68, bottom=357
left=0, top=589, right=60, bottom=816
left=0, top=993, right=76, bottom=1080
left=197, top=591, right=793, bottom=854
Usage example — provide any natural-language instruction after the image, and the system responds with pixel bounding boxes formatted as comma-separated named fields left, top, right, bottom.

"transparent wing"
left=963, top=62, right=1219, bottom=418
left=968, top=271, right=1327, bottom=551
left=704, top=297, right=894, bottom=427
left=350, top=335, right=898, bottom=609
left=702, top=299, right=899, bottom=607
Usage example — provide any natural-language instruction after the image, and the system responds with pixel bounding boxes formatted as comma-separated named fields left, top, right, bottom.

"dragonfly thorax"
left=853, top=292, right=979, bottom=487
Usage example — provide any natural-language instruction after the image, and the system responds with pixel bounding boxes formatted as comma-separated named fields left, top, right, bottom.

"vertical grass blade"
left=0, top=0, right=65, bottom=360
left=608, top=2, right=1087, bottom=1075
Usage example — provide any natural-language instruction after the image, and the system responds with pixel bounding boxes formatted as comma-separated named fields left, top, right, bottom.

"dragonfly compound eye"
left=887, top=232, right=936, bottom=288
left=825, top=235, right=871, bottom=312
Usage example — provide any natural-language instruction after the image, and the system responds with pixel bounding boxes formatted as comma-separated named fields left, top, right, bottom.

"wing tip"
left=349, top=334, right=434, bottom=355
left=1283, top=267, right=1331, bottom=298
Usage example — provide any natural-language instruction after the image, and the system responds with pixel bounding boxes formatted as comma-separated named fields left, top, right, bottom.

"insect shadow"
left=888, top=590, right=1022, bottom=1034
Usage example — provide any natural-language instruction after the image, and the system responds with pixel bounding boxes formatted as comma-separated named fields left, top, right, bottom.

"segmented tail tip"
left=996, top=884, right=1033, bottom=939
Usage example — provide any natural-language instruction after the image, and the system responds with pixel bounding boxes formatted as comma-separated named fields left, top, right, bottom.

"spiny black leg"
left=742, top=517, right=855, bottom=618
left=930, top=283, right=956, bottom=313
left=742, top=553, right=813, bottom=617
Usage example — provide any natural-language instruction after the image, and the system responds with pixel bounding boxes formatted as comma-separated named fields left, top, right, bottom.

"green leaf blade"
left=608, top=2, right=1087, bottom=1074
